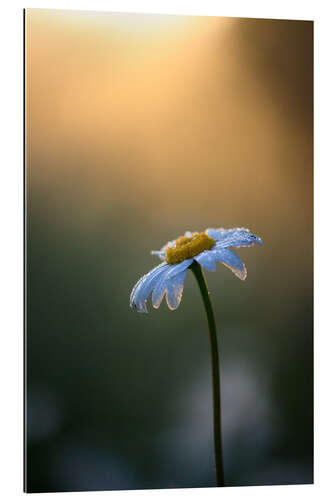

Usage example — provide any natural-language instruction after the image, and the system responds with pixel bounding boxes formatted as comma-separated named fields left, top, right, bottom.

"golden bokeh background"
left=26, top=9, right=313, bottom=492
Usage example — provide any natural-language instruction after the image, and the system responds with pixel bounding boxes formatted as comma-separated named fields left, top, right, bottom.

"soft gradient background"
left=25, top=9, right=313, bottom=492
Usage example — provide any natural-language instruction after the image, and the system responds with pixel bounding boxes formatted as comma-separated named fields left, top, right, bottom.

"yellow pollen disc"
left=165, top=232, right=215, bottom=265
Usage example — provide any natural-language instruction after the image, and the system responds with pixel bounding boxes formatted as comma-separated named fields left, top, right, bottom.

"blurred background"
left=25, top=9, right=313, bottom=492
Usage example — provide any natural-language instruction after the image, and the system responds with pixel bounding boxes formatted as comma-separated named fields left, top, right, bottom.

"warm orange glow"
left=25, top=8, right=312, bottom=271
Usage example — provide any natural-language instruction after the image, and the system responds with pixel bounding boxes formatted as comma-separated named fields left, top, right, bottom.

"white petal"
left=130, top=263, right=169, bottom=312
left=194, top=250, right=217, bottom=271
left=152, top=260, right=192, bottom=309
left=214, top=248, right=247, bottom=280
left=207, top=227, right=263, bottom=248
left=166, top=271, right=187, bottom=310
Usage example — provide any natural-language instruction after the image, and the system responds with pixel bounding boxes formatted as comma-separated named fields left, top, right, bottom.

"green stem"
left=190, top=261, right=224, bottom=487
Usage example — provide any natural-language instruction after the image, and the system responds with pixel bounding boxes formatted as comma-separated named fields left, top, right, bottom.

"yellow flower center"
left=165, top=232, right=215, bottom=265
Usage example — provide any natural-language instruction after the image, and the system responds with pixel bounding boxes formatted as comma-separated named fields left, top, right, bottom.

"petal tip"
left=236, top=266, right=247, bottom=280
left=166, top=300, right=182, bottom=311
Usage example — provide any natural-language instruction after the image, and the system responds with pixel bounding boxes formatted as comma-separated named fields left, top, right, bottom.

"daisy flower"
left=130, top=226, right=263, bottom=487
left=130, top=227, right=263, bottom=313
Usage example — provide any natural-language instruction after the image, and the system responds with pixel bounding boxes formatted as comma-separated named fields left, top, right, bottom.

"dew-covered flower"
left=130, top=228, right=263, bottom=313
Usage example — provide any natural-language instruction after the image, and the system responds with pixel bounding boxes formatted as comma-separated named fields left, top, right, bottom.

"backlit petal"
left=152, top=260, right=193, bottom=309
left=194, top=250, right=217, bottom=271
left=166, top=271, right=187, bottom=310
left=151, top=250, right=166, bottom=261
left=130, top=263, right=170, bottom=313
left=214, top=248, right=247, bottom=280
left=207, top=227, right=263, bottom=248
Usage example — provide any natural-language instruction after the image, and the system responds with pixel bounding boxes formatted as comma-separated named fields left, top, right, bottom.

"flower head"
left=130, top=227, right=263, bottom=313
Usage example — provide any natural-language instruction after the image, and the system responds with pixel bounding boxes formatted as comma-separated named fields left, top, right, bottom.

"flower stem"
left=190, top=261, right=224, bottom=487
